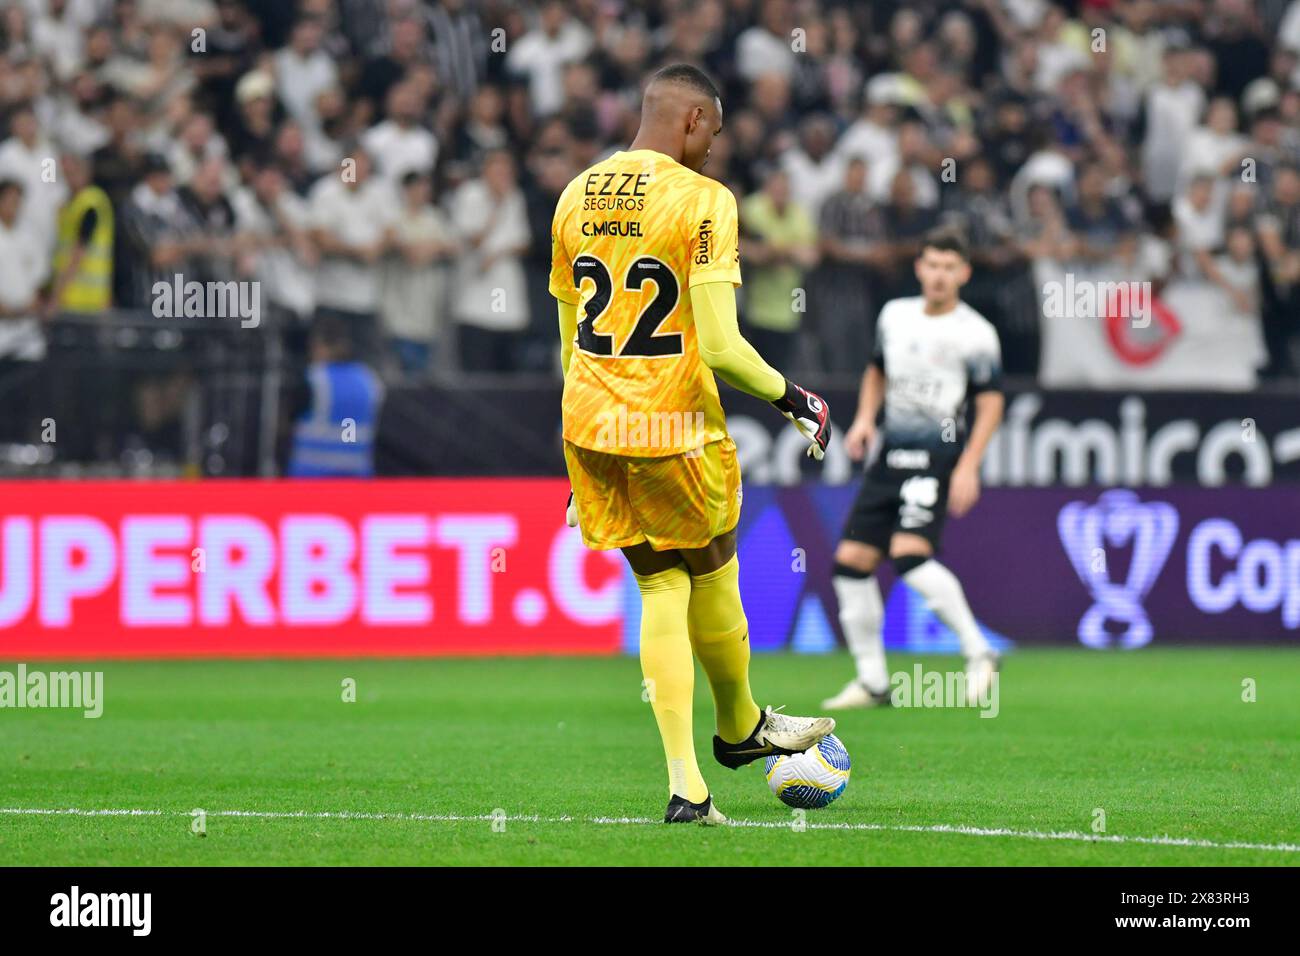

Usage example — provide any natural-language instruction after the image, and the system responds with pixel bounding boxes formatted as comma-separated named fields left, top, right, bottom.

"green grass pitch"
left=1, top=649, right=1297, bottom=866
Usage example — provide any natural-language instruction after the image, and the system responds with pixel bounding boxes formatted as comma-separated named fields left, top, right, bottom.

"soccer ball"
left=764, top=734, right=851, bottom=809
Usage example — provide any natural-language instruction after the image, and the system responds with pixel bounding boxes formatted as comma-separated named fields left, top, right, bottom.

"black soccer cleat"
left=664, top=793, right=727, bottom=825
left=712, top=705, right=836, bottom=770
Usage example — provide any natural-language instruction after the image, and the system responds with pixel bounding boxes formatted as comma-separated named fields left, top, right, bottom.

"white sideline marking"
left=2, top=806, right=1297, bottom=854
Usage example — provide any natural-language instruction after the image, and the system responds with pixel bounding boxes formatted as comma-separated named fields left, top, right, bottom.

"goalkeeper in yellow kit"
left=550, top=64, right=835, bottom=824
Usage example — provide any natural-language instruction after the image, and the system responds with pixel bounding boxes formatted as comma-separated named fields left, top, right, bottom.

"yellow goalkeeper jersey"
left=549, top=149, right=743, bottom=457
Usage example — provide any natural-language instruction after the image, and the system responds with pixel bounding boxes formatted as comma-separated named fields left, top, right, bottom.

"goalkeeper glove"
left=771, top=379, right=831, bottom=460
left=565, top=490, right=579, bottom=528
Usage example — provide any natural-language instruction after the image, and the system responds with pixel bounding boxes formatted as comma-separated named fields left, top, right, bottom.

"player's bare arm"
left=844, top=363, right=885, bottom=461
left=949, top=389, right=1004, bottom=518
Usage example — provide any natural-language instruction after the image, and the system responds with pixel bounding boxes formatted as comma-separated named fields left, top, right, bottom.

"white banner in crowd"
left=1036, top=263, right=1267, bottom=390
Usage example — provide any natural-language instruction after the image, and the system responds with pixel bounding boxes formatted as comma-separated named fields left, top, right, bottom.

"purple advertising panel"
left=937, top=486, right=1300, bottom=646
left=654, top=485, right=1300, bottom=651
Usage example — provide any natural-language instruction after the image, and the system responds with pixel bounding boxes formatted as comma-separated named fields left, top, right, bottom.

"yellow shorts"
left=563, top=437, right=742, bottom=551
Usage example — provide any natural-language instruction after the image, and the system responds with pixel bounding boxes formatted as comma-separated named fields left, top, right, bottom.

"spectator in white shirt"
left=0, top=102, right=68, bottom=257
left=31, top=0, right=85, bottom=84
left=504, top=0, right=592, bottom=117
left=49, top=72, right=111, bottom=158
left=1141, top=46, right=1206, bottom=205
left=0, top=177, right=48, bottom=444
left=167, top=110, right=231, bottom=186
left=449, top=149, right=530, bottom=371
left=1217, top=223, right=1269, bottom=378
left=868, top=119, right=940, bottom=208
left=138, top=0, right=217, bottom=27
left=780, top=114, right=845, bottom=222
left=0, top=178, right=47, bottom=361
left=736, top=0, right=797, bottom=82
left=308, top=147, right=397, bottom=360
left=1174, top=172, right=1254, bottom=313
left=1179, top=97, right=1251, bottom=191
left=101, top=20, right=195, bottom=114
left=233, top=161, right=317, bottom=322
left=1219, top=223, right=1263, bottom=316
left=361, top=81, right=438, bottom=185
left=302, top=85, right=348, bottom=175
left=1282, top=0, right=1300, bottom=55
left=838, top=86, right=901, bottom=164
left=381, top=171, right=454, bottom=378
left=273, top=15, right=338, bottom=130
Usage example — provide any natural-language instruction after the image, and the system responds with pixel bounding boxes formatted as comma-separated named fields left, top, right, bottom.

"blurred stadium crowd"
left=3, top=0, right=1300, bottom=398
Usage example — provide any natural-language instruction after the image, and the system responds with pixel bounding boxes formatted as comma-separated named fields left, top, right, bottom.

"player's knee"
left=632, top=563, right=689, bottom=593
left=833, top=541, right=880, bottom=577
left=891, top=553, right=932, bottom=578
left=833, top=561, right=875, bottom=581
left=680, top=529, right=737, bottom=577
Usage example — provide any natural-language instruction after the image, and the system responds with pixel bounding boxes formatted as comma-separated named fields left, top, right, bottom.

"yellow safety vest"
left=53, top=185, right=114, bottom=313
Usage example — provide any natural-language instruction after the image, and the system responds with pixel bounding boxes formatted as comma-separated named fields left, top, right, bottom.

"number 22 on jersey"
left=574, top=254, right=684, bottom=358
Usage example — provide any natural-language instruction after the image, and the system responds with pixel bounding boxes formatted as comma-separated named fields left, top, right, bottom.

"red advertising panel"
left=0, top=480, right=623, bottom=659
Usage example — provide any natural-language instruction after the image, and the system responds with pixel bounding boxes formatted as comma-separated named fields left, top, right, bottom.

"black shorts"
left=841, top=459, right=951, bottom=552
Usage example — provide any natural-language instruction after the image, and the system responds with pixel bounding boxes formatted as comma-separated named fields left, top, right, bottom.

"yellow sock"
left=687, top=555, right=762, bottom=744
left=634, top=564, right=709, bottom=803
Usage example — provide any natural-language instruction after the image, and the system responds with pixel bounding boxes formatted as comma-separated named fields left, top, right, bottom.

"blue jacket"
left=287, top=361, right=384, bottom=477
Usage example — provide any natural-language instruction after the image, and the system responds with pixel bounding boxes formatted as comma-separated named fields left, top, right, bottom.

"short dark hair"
left=142, top=153, right=171, bottom=175
left=920, top=226, right=969, bottom=261
left=400, top=169, right=429, bottom=189
left=648, top=63, right=720, bottom=102
left=311, top=314, right=353, bottom=356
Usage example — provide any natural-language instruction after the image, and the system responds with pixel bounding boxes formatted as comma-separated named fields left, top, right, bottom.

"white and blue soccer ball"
left=764, top=734, right=851, bottom=809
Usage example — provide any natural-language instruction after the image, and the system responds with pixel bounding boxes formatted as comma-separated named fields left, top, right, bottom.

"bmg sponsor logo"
left=694, top=218, right=712, bottom=265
